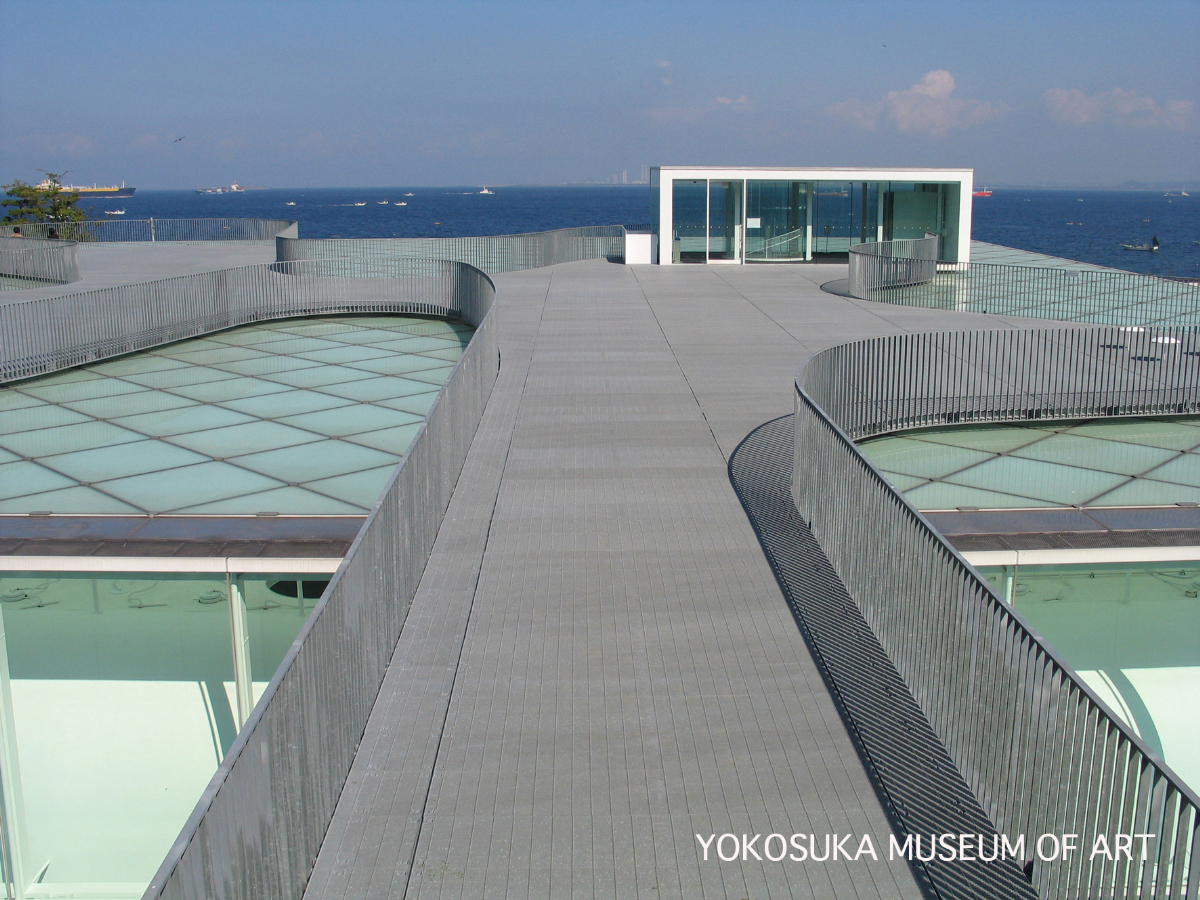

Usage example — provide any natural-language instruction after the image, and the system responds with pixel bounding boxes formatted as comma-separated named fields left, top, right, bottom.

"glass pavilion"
left=650, top=166, right=974, bottom=264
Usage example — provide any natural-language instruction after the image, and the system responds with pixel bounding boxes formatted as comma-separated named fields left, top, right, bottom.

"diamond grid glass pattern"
left=0, top=316, right=470, bottom=514
left=860, top=416, right=1200, bottom=510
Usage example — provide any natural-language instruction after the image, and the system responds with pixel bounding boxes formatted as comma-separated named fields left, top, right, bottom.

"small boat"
left=973, top=188, right=993, bottom=197
left=404, top=192, right=414, bottom=197
left=1121, top=236, right=1160, bottom=252
left=393, top=201, right=407, bottom=206
left=285, top=201, right=296, bottom=206
left=353, top=202, right=367, bottom=207
left=105, top=209, right=126, bottom=215
left=478, top=188, right=494, bottom=195
left=1165, top=191, right=1189, bottom=197
left=377, top=200, right=389, bottom=205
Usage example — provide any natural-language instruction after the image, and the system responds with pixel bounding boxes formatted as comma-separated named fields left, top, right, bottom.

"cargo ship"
left=36, top=179, right=135, bottom=198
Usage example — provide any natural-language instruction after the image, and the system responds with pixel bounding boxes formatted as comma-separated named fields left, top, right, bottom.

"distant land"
left=985, top=180, right=1200, bottom=192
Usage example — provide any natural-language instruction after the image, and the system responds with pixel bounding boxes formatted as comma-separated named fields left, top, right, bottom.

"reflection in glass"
left=811, top=181, right=853, bottom=256
left=745, top=181, right=808, bottom=261
left=671, top=179, right=707, bottom=263
left=707, top=181, right=742, bottom=261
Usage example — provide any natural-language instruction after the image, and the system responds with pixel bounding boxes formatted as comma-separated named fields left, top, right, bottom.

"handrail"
left=0, top=217, right=297, bottom=243
left=794, top=327, right=1200, bottom=898
left=278, top=224, right=626, bottom=274
left=0, top=235, right=80, bottom=289
left=848, top=235, right=939, bottom=296
left=848, top=237, right=1200, bottom=327
left=0, top=257, right=482, bottom=384
left=0, top=256, right=499, bottom=900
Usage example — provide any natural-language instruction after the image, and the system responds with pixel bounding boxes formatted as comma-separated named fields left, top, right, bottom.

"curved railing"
left=0, top=217, right=297, bottom=243
left=848, top=237, right=1200, bottom=328
left=0, top=256, right=485, bottom=384
left=847, top=234, right=939, bottom=298
left=0, top=235, right=80, bottom=289
left=804, top=326, right=1200, bottom=441
left=1, top=258, right=499, bottom=900
left=278, top=224, right=626, bottom=274
left=793, top=328, right=1200, bottom=898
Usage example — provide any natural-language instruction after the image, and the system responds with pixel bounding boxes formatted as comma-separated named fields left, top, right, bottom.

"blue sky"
left=1, top=0, right=1196, bottom=188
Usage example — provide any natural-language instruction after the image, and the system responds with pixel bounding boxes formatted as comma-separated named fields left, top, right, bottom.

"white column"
left=228, top=576, right=253, bottom=729
left=659, top=177, right=674, bottom=265
left=958, top=173, right=974, bottom=262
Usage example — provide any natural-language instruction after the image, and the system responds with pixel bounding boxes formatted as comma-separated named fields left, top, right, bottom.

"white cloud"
left=714, top=96, right=748, bottom=106
left=1044, top=87, right=1194, bottom=129
left=827, top=70, right=1001, bottom=136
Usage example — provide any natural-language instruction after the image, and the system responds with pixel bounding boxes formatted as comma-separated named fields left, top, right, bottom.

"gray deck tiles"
left=305, top=260, right=1034, bottom=899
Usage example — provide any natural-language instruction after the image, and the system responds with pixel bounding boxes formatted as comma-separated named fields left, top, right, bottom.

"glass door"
left=745, top=181, right=808, bottom=261
left=707, top=181, right=742, bottom=262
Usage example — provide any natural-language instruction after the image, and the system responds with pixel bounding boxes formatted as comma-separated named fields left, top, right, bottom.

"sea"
left=75, top=186, right=1200, bottom=279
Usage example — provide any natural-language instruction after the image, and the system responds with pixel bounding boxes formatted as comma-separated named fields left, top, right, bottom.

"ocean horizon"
left=73, top=185, right=1200, bottom=278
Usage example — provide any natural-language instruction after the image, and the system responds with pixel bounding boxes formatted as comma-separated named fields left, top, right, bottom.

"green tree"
left=2, top=172, right=88, bottom=225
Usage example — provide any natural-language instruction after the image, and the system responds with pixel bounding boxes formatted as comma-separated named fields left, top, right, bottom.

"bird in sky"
left=174, top=136, right=185, bottom=143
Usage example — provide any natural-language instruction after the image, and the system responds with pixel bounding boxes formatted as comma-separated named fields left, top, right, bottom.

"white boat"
left=353, top=202, right=367, bottom=207
left=285, top=201, right=296, bottom=206
left=393, top=201, right=407, bottom=206
left=378, top=200, right=389, bottom=205
left=479, top=188, right=494, bottom=195
left=104, top=209, right=126, bottom=215
left=404, top=192, right=414, bottom=197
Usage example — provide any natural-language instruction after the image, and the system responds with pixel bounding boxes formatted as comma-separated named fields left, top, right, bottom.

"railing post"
left=149, top=217, right=155, bottom=242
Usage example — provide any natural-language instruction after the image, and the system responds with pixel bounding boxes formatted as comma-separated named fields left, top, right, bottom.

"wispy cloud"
left=715, top=96, right=748, bottom=106
left=655, top=59, right=672, bottom=86
left=1044, top=87, right=1194, bottom=130
left=827, top=70, right=1001, bottom=136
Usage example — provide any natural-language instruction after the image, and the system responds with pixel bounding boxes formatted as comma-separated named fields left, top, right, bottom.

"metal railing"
left=0, top=217, right=297, bottom=243
left=847, top=235, right=939, bottom=297
left=0, top=257, right=485, bottom=384
left=803, top=326, right=1200, bottom=442
left=793, top=328, right=1200, bottom=898
left=849, top=237, right=1200, bottom=327
left=0, top=257, right=498, bottom=900
left=278, top=224, right=625, bottom=274
left=0, top=235, right=80, bottom=289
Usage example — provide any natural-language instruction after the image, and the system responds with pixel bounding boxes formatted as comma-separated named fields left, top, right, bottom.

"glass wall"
left=883, top=182, right=960, bottom=261
left=0, top=570, right=324, bottom=899
left=745, top=181, right=807, bottom=261
left=666, top=175, right=962, bottom=263
left=671, top=179, right=707, bottom=263
left=811, top=182, right=853, bottom=256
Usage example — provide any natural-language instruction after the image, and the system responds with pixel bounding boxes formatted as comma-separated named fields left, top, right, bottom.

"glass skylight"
left=0, top=316, right=472, bottom=515
left=859, top=416, right=1200, bottom=510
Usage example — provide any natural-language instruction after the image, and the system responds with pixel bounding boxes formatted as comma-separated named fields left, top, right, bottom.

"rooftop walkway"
left=0, top=241, right=275, bottom=303
left=304, top=260, right=1038, bottom=900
